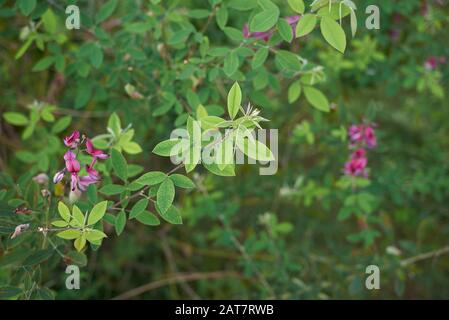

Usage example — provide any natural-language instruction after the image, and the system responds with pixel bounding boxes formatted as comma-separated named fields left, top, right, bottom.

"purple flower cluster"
left=53, top=131, right=108, bottom=192
left=242, top=16, right=300, bottom=42
left=424, top=56, right=446, bottom=71
left=343, top=124, right=377, bottom=177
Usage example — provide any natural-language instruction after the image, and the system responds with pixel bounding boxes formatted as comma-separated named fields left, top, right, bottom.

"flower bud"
left=53, top=170, right=65, bottom=183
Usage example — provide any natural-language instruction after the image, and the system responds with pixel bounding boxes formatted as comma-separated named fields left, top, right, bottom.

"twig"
left=112, top=271, right=238, bottom=300
left=160, top=233, right=200, bottom=299
left=400, top=246, right=449, bottom=267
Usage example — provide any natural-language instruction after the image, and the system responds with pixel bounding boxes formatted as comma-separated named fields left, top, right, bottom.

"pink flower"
left=86, top=139, right=108, bottom=167
left=64, top=151, right=80, bottom=173
left=424, top=56, right=446, bottom=71
left=424, top=56, right=438, bottom=70
left=420, top=1, right=429, bottom=17
left=64, top=151, right=81, bottom=191
left=33, top=173, right=49, bottom=184
left=53, top=170, right=65, bottom=183
left=364, top=126, right=377, bottom=148
left=78, top=165, right=100, bottom=191
left=285, top=15, right=300, bottom=38
left=389, top=29, right=401, bottom=42
left=349, top=124, right=377, bottom=148
left=242, top=15, right=300, bottom=42
left=351, top=148, right=366, bottom=159
left=64, top=131, right=80, bottom=148
left=55, top=134, right=105, bottom=193
left=11, top=223, right=30, bottom=239
left=344, top=149, right=368, bottom=177
left=242, top=24, right=272, bottom=41
left=348, top=125, right=364, bottom=143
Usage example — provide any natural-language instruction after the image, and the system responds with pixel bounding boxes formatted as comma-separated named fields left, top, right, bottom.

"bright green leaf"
left=111, top=149, right=128, bottom=182
left=87, top=201, right=108, bottom=225
left=3, top=112, right=28, bottom=126
left=170, top=174, right=195, bottom=189
left=57, top=229, right=82, bottom=240
left=304, top=86, right=330, bottom=112
left=58, top=201, right=71, bottom=222
left=320, top=16, right=346, bottom=53
left=295, top=14, right=317, bottom=38
left=157, top=178, right=175, bottom=214
left=227, top=82, right=241, bottom=120
left=129, top=198, right=149, bottom=219
left=115, top=210, right=126, bottom=235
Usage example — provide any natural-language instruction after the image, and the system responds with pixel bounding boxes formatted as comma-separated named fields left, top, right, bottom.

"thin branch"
left=400, top=246, right=449, bottom=267
left=112, top=271, right=238, bottom=300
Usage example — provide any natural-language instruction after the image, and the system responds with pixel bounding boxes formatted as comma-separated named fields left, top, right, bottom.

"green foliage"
left=0, top=0, right=448, bottom=301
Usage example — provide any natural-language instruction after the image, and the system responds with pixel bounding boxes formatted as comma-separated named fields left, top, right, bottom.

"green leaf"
left=99, top=184, right=126, bottom=195
left=51, top=220, right=68, bottom=228
left=275, top=50, right=301, bottom=71
left=134, top=171, right=167, bottom=186
left=196, top=104, right=208, bottom=120
left=122, top=142, right=142, bottom=154
left=32, top=56, right=54, bottom=72
left=320, top=16, right=346, bottom=53
left=188, top=9, right=210, bottom=19
left=111, top=149, right=128, bottom=182
left=200, top=116, right=228, bottom=130
left=227, top=82, right=242, bottom=120
left=15, top=37, right=33, bottom=60
left=74, top=235, right=86, bottom=252
left=228, top=0, right=258, bottom=11
left=153, top=139, right=183, bottom=157
left=115, top=210, right=126, bottom=235
left=51, top=116, right=72, bottom=134
left=37, top=284, right=55, bottom=298
left=18, top=0, right=36, bottom=16
left=107, top=112, right=121, bottom=137
left=86, top=229, right=107, bottom=242
left=295, top=14, right=317, bottom=38
left=249, top=1, right=280, bottom=32
left=136, top=211, right=160, bottom=226
left=22, top=249, right=53, bottom=266
left=75, top=82, right=92, bottom=109
left=157, top=179, right=175, bottom=214
left=158, top=205, right=182, bottom=225
left=203, top=163, right=236, bottom=176
left=223, top=27, right=244, bottom=42
left=0, top=286, right=22, bottom=299
left=64, top=251, right=88, bottom=267
left=95, top=0, right=118, bottom=24
left=303, top=86, right=330, bottom=112
left=89, top=44, right=103, bottom=68
left=277, top=19, right=293, bottom=42
left=252, top=47, right=269, bottom=69
left=236, top=135, right=275, bottom=161
left=3, top=112, right=28, bottom=126
left=288, top=80, right=302, bottom=103
left=87, top=200, right=108, bottom=225
left=57, top=229, right=82, bottom=240
left=129, top=198, right=149, bottom=219
left=288, top=0, right=305, bottom=14
left=168, top=29, right=192, bottom=45
left=42, top=9, right=58, bottom=34
left=216, top=6, right=228, bottom=29
left=170, top=174, right=195, bottom=189
left=71, top=205, right=85, bottom=227
left=58, top=201, right=71, bottom=222
left=223, top=51, right=239, bottom=77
